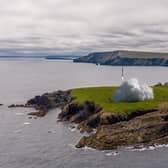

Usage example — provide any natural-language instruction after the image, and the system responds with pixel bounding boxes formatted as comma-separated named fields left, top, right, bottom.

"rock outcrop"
left=26, top=90, right=73, bottom=116
left=76, top=108, right=168, bottom=150
left=8, top=90, right=73, bottom=117
left=58, top=101, right=102, bottom=132
left=58, top=98, right=158, bottom=132
left=57, top=97, right=168, bottom=150
left=27, top=90, right=72, bottom=108
left=8, top=104, right=32, bottom=108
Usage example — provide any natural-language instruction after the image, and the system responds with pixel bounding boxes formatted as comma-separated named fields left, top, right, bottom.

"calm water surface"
left=0, top=59, right=168, bottom=168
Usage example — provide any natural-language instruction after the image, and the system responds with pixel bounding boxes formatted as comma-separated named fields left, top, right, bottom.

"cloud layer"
left=0, top=0, right=168, bottom=56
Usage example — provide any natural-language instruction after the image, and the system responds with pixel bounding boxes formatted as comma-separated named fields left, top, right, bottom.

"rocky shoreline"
left=76, top=107, right=168, bottom=149
left=8, top=90, right=73, bottom=117
left=8, top=86, right=168, bottom=150
left=60, top=100, right=168, bottom=150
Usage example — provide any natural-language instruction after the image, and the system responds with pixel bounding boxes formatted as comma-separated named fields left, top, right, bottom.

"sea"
left=0, top=58, right=168, bottom=168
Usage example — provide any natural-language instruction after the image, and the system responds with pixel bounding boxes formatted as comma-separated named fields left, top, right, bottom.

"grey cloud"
left=0, top=0, right=168, bottom=56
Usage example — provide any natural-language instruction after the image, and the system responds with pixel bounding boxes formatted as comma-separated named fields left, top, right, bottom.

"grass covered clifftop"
left=25, top=84, right=168, bottom=149
left=72, top=86, right=168, bottom=114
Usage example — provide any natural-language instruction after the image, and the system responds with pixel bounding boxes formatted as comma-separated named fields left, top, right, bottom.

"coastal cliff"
left=22, top=83, right=168, bottom=150
left=74, top=50, right=168, bottom=66
left=76, top=108, right=168, bottom=149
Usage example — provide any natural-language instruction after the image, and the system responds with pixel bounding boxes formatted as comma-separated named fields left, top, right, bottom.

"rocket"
left=121, top=66, right=124, bottom=81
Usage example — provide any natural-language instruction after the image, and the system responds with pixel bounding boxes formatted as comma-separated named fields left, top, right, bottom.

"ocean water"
left=0, top=59, right=168, bottom=168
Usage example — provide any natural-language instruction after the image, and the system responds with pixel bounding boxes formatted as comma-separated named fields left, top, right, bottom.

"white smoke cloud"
left=113, top=78, right=154, bottom=102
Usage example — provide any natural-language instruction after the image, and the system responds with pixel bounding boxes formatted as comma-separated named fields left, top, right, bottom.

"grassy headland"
left=72, top=86, right=168, bottom=114
left=26, top=84, right=168, bottom=149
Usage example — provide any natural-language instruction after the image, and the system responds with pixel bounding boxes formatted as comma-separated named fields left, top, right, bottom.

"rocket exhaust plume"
left=113, top=78, right=154, bottom=102
left=121, top=66, right=124, bottom=81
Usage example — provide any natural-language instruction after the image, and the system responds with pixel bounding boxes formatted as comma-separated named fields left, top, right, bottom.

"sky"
left=0, top=0, right=168, bottom=56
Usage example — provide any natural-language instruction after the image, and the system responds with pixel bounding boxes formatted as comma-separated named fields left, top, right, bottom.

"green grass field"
left=71, top=86, right=168, bottom=114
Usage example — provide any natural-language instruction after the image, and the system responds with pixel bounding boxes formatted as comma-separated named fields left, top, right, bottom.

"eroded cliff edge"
left=59, top=101, right=168, bottom=150
left=20, top=86, right=168, bottom=150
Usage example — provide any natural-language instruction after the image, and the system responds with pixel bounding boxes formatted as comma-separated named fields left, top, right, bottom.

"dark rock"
left=27, top=90, right=72, bottom=117
left=8, top=104, right=16, bottom=108
left=86, top=113, right=100, bottom=128
left=8, top=104, right=32, bottom=108
left=76, top=110, right=168, bottom=150
left=58, top=101, right=102, bottom=133
left=58, top=101, right=102, bottom=124
left=27, top=95, right=51, bottom=107
left=28, top=109, right=48, bottom=117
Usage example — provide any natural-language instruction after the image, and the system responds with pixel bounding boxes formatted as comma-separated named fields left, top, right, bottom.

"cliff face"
left=76, top=108, right=168, bottom=150
left=13, top=84, right=168, bottom=150
left=74, top=50, right=168, bottom=66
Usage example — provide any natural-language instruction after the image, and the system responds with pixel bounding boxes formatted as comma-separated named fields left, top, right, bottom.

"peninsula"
left=74, top=50, right=168, bottom=66
left=11, top=82, right=168, bottom=150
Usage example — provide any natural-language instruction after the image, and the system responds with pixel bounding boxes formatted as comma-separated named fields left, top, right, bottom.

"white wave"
left=23, top=122, right=31, bottom=125
left=131, top=146, right=156, bottom=152
left=105, top=151, right=119, bottom=156
left=155, top=144, right=168, bottom=148
left=68, top=127, right=77, bottom=132
left=14, top=129, right=22, bottom=133
left=15, top=112, right=24, bottom=116
left=68, top=124, right=78, bottom=132
left=82, top=146, right=96, bottom=151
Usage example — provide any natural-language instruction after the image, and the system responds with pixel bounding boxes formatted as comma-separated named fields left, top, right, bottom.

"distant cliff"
left=46, top=55, right=80, bottom=60
left=74, top=50, right=168, bottom=66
